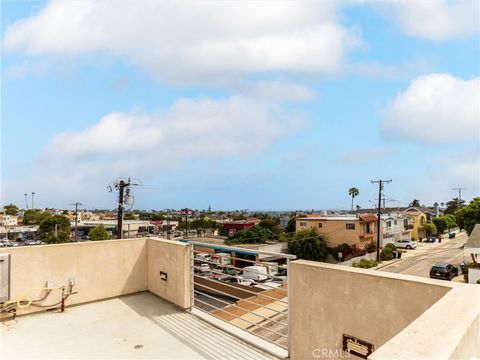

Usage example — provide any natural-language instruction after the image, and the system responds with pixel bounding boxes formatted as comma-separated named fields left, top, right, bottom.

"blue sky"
left=1, top=0, right=479, bottom=211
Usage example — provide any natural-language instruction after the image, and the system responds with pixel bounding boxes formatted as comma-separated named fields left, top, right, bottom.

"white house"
left=381, top=212, right=412, bottom=246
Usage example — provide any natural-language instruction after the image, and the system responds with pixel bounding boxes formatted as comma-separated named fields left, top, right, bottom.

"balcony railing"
left=187, top=241, right=295, bottom=356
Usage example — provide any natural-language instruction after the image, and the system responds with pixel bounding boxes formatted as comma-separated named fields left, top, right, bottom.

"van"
left=241, top=265, right=268, bottom=281
left=194, top=253, right=211, bottom=262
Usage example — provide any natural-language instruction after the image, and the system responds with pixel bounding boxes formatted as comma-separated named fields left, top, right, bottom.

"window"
left=394, top=220, right=398, bottom=225
left=318, top=223, right=323, bottom=228
left=386, top=221, right=392, bottom=228
left=300, top=222, right=307, bottom=227
left=346, top=223, right=355, bottom=230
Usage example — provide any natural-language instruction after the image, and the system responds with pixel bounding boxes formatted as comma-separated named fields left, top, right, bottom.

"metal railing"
left=187, top=240, right=296, bottom=353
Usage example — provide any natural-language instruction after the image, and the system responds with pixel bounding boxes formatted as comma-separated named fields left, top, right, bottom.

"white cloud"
left=388, top=0, right=480, bottom=41
left=43, top=96, right=303, bottom=161
left=3, top=0, right=360, bottom=84
left=8, top=95, right=305, bottom=207
left=383, top=73, right=480, bottom=143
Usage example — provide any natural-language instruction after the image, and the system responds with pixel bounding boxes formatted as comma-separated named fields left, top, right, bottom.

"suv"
left=429, top=263, right=458, bottom=280
left=394, top=239, right=417, bottom=249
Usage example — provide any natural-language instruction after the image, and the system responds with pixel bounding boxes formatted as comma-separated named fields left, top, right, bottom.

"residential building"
left=295, top=213, right=378, bottom=251
left=0, top=214, right=17, bottom=227
left=381, top=212, right=413, bottom=245
left=219, top=219, right=261, bottom=237
left=402, top=207, right=427, bottom=241
left=463, top=224, right=480, bottom=284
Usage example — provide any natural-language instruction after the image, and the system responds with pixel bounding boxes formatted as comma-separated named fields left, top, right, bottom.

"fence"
left=187, top=241, right=295, bottom=354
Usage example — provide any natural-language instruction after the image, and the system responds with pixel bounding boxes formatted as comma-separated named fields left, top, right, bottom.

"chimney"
left=433, top=202, right=439, bottom=217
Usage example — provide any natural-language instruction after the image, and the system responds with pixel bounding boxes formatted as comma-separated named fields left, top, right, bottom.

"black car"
left=429, top=263, right=459, bottom=280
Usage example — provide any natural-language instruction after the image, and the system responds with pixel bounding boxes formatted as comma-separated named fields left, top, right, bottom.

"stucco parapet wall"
left=291, top=259, right=456, bottom=287
left=369, top=283, right=480, bottom=360
left=1, top=237, right=191, bottom=314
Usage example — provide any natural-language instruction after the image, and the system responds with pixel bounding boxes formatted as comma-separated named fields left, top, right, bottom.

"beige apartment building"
left=295, top=213, right=378, bottom=251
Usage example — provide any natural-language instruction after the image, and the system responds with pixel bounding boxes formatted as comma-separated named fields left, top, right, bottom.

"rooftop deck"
left=1, top=292, right=276, bottom=360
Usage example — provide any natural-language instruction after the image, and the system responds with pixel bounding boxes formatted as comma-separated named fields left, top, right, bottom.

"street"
left=379, top=233, right=468, bottom=279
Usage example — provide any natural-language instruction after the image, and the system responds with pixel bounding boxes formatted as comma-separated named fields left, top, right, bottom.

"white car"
left=394, top=239, right=417, bottom=249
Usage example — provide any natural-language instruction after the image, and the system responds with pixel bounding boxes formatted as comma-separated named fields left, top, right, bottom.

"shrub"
left=380, top=248, right=394, bottom=261
left=384, top=243, right=397, bottom=251
left=352, top=259, right=380, bottom=268
left=328, top=243, right=351, bottom=261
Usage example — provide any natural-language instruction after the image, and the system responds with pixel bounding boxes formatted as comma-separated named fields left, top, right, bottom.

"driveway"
left=379, top=232, right=467, bottom=278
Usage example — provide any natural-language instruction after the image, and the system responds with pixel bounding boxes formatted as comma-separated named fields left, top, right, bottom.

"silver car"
left=394, top=239, right=417, bottom=249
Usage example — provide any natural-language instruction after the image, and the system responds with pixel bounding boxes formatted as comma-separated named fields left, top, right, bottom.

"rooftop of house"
left=464, top=224, right=480, bottom=251
left=1, top=292, right=275, bottom=360
left=296, top=213, right=378, bottom=222
left=1, top=237, right=479, bottom=360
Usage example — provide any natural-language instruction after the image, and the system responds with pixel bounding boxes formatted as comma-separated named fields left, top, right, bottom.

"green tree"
left=38, top=214, right=71, bottom=244
left=444, top=214, right=456, bottom=231
left=287, top=229, right=328, bottom=262
left=23, top=209, right=51, bottom=225
left=455, top=198, right=480, bottom=235
left=423, top=223, right=437, bottom=238
left=348, top=187, right=359, bottom=211
left=89, top=225, right=111, bottom=241
left=432, top=216, right=448, bottom=235
left=285, top=217, right=296, bottom=233
left=123, top=213, right=136, bottom=220
left=190, top=218, right=219, bottom=231
left=444, top=198, right=465, bottom=214
left=226, top=225, right=276, bottom=245
left=409, top=199, right=421, bottom=207
left=258, top=218, right=282, bottom=234
left=3, top=203, right=19, bottom=216
left=138, top=212, right=165, bottom=221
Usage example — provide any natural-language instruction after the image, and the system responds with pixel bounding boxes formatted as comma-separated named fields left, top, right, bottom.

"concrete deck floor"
left=0, top=292, right=276, bottom=360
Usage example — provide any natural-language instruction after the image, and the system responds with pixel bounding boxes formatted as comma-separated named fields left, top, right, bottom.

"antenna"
left=452, top=187, right=467, bottom=206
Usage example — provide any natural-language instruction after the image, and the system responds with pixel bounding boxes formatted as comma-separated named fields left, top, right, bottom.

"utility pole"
left=108, top=178, right=139, bottom=239
left=71, top=202, right=83, bottom=241
left=452, top=187, right=467, bottom=207
left=24, top=193, right=29, bottom=210
left=31, top=192, right=35, bottom=209
left=371, top=179, right=392, bottom=261
left=117, top=180, right=126, bottom=239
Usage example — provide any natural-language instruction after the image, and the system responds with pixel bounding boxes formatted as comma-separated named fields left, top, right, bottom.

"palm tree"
left=348, top=187, right=359, bottom=211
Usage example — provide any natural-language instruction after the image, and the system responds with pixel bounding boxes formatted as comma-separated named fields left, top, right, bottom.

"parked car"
left=194, top=253, right=211, bottom=262
left=240, top=265, right=268, bottom=281
left=394, top=239, right=417, bottom=249
left=448, top=233, right=456, bottom=239
left=429, top=263, right=459, bottom=280
left=222, top=275, right=256, bottom=287
left=196, top=263, right=210, bottom=274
